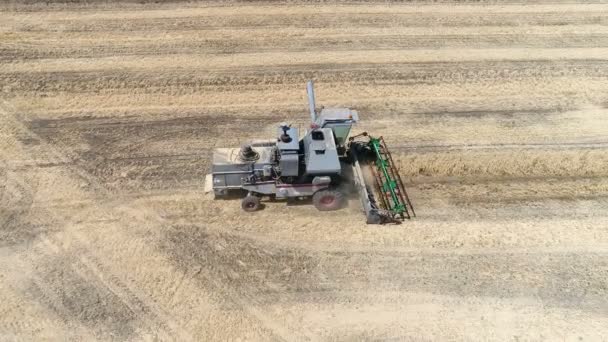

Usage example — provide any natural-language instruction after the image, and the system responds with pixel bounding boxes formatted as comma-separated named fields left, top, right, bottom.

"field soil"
left=2, top=1, right=608, bottom=340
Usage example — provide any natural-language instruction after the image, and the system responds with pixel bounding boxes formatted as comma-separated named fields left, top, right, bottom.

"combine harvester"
left=205, top=81, right=414, bottom=224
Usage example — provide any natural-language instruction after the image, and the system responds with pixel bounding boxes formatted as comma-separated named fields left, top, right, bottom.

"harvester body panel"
left=303, top=128, right=341, bottom=175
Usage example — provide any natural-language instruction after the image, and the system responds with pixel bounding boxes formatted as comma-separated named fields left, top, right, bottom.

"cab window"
left=311, top=131, right=324, bottom=141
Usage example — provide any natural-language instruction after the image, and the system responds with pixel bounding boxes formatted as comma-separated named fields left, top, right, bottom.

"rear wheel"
left=313, top=189, right=345, bottom=211
left=241, top=195, right=261, bottom=212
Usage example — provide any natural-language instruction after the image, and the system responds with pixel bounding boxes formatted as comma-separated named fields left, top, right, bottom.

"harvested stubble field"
left=2, top=0, right=608, bottom=340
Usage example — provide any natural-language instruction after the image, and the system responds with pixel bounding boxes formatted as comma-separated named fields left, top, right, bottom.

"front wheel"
left=241, top=195, right=261, bottom=212
left=312, top=189, right=345, bottom=211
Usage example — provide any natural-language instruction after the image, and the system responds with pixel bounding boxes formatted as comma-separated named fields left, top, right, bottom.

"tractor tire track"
left=10, top=12, right=608, bottom=32
left=1, top=96, right=302, bottom=340
left=4, top=59, right=608, bottom=95
left=1, top=100, right=196, bottom=340
left=4, top=33, right=608, bottom=61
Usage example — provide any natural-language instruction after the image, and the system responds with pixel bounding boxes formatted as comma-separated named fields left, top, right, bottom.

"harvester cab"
left=205, top=81, right=414, bottom=224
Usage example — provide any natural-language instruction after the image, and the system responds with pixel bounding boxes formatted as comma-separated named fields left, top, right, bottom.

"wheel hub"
left=320, top=196, right=335, bottom=205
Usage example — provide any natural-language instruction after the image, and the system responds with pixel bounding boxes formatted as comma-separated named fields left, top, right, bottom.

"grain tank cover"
left=315, top=108, right=358, bottom=147
left=317, top=108, right=359, bottom=123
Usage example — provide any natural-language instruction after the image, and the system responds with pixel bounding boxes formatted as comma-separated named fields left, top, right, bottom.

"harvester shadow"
left=284, top=197, right=313, bottom=207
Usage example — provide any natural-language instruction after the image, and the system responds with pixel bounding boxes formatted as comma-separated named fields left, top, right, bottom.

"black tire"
left=312, top=189, right=345, bottom=211
left=241, top=195, right=261, bottom=212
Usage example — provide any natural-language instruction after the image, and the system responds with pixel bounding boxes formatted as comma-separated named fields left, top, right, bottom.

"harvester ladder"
left=369, top=137, right=415, bottom=219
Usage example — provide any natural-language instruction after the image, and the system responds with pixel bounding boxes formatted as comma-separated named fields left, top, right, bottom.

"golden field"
left=1, top=1, right=608, bottom=340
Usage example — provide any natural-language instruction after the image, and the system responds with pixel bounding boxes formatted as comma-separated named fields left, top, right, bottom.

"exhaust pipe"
left=306, top=80, right=317, bottom=123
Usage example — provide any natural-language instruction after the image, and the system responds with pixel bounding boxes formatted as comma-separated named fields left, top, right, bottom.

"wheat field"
left=1, top=1, right=608, bottom=340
